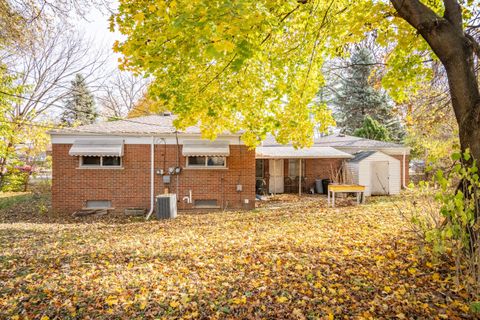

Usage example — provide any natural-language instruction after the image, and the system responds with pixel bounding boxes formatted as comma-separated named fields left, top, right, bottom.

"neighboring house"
left=256, top=134, right=410, bottom=196
left=49, top=115, right=410, bottom=214
left=49, top=114, right=255, bottom=213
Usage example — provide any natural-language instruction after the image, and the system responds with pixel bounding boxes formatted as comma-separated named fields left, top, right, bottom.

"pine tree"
left=330, top=46, right=404, bottom=142
left=61, top=74, right=97, bottom=126
left=353, top=115, right=390, bottom=141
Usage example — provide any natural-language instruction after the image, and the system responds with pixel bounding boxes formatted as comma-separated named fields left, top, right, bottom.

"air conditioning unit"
left=156, top=194, right=177, bottom=219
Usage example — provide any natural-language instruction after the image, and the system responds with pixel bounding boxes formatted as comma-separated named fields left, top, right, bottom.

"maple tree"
left=111, top=0, right=479, bottom=149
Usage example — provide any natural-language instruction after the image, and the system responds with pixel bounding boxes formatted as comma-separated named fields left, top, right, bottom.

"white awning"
left=69, top=140, right=124, bottom=157
left=255, top=146, right=353, bottom=159
left=182, top=140, right=230, bottom=156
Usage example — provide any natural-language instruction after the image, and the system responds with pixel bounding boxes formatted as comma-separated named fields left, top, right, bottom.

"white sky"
left=74, top=4, right=123, bottom=71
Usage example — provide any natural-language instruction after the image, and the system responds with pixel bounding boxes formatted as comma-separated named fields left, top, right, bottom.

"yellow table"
left=327, top=184, right=366, bottom=207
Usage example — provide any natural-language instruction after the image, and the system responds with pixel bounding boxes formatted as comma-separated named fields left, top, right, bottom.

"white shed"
left=345, top=151, right=401, bottom=196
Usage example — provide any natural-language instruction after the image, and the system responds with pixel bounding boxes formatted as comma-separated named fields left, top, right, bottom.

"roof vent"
left=162, top=111, right=172, bottom=116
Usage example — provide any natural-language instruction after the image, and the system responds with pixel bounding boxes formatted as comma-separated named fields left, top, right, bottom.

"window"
left=186, top=156, right=226, bottom=168
left=80, top=156, right=122, bottom=168
left=288, top=159, right=304, bottom=178
left=86, top=200, right=112, bottom=208
left=256, top=159, right=264, bottom=178
left=194, top=199, right=218, bottom=208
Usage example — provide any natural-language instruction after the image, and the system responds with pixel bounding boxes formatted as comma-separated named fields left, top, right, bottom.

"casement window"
left=80, top=156, right=122, bottom=168
left=186, top=156, right=226, bottom=168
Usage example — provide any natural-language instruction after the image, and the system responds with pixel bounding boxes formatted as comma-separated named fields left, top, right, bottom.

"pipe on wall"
left=145, top=136, right=155, bottom=220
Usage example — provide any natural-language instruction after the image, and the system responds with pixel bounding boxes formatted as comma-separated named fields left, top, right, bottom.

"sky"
left=75, top=3, right=122, bottom=71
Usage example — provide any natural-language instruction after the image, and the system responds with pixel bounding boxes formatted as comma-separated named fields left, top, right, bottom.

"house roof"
left=314, top=134, right=405, bottom=148
left=348, top=151, right=377, bottom=163
left=256, top=146, right=353, bottom=159
left=49, top=115, right=203, bottom=135
left=261, top=134, right=406, bottom=149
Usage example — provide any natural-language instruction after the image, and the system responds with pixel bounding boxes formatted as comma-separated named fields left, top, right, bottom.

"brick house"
left=50, top=114, right=255, bottom=214
left=50, top=115, right=410, bottom=214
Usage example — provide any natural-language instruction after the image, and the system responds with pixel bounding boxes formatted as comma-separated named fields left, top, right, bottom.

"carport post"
left=298, top=159, right=302, bottom=196
left=273, top=159, right=276, bottom=196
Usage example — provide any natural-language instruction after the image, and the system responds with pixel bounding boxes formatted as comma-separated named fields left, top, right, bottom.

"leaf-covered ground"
left=0, top=195, right=475, bottom=319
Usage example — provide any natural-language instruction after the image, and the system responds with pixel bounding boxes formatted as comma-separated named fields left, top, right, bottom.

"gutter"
left=145, top=136, right=155, bottom=220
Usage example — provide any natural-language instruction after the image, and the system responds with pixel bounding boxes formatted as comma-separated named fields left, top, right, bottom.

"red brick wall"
left=52, top=144, right=255, bottom=214
left=391, top=154, right=410, bottom=187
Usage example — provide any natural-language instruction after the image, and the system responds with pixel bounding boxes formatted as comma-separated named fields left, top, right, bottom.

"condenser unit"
left=156, top=194, right=177, bottom=219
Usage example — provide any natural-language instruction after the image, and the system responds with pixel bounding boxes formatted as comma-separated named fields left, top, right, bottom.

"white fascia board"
left=50, top=133, right=244, bottom=145
left=255, top=155, right=353, bottom=159
left=335, top=146, right=410, bottom=156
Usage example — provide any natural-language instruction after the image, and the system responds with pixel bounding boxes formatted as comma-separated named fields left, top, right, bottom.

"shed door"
left=269, top=159, right=284, bottom=194
left=371, top=161, right=389, bottom=195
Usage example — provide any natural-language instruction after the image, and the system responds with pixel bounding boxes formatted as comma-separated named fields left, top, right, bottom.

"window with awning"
left=69, top=140, right=124, bottom=157
left=182, top=140, right=230, bottom=157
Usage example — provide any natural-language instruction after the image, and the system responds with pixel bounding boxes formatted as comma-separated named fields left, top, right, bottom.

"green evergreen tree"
left=61, top=74, right=97, bottom=126
left=330, top=46, right=404, bottom=141
left=354, top=115, right=390, bottom=141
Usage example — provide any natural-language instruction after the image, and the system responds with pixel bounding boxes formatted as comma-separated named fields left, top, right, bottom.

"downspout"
left=402, top=149, right=407, bottom=189
left=146, top=136, right=155, bottom=220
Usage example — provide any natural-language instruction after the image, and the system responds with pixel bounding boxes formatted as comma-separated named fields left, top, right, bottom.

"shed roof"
left=256, top=146, right=353, bottom=159
left=348, top=151, right=377, bottom=163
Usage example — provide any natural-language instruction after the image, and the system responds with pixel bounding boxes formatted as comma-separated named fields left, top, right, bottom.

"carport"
left=255, top=146, right=353, bottom=196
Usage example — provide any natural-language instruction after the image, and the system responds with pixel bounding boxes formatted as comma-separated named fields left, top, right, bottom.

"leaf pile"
left=0, top=195, right=475, bottom=319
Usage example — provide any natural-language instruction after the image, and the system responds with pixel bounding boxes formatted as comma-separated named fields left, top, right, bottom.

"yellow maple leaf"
left=384, top=286, right=392, bottom=293
left=169, top=300, right=180, bottom=308
left=133, top=12, right=145, bottom=22
left=276, top=296, right=288, bottom=303
left=213, top=40, right=235, bottom=53
left=105, top=295, right=118, bottom=306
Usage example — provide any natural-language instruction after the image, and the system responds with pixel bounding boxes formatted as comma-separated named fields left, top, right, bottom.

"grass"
left=0, top=192, right=34, bottom=210
left=0, top=195, right=475, bottom=319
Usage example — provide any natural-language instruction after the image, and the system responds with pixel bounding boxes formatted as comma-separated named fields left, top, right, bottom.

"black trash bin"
left=322, top=179, right=330, bottom=195
left=315, top=179, right=323, bottom=194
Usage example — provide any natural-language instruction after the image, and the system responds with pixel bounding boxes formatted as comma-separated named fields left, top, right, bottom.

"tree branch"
left=390, top=0, right=440, bottom=32
left=466, top=33, right=480, bottom=59
left=443, top=0, right=463, bottom=31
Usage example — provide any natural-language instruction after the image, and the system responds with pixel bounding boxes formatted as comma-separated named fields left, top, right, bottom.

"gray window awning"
left=69, top=140, right=124, bottom=157
left=182, top=140, right=230, bottom=156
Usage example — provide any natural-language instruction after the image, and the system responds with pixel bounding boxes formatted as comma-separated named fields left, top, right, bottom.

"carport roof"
left=255, top=146, right=353, bottom=159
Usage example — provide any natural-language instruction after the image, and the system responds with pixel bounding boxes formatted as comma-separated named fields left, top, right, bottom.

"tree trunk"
left=390, top=0, right=480, bottom=252
left=390, top=0, right=480, bottom=160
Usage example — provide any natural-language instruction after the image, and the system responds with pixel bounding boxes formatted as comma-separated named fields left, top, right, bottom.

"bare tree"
left=3, top=23, right=109, bottom=123
left=0, top=23, right=109, bottom=188
left=1, top=0, right=113, bottom=47
left=97, top=72, right=150, bottom=118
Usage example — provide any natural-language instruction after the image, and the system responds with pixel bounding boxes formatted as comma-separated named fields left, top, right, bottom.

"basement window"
left=80, top=156, right=122, bottom=168
left=186, top=156, right=226, bottom=168
left=194, top=199, right=218, bottom=208
left=86, top=200, right=112, bottom=208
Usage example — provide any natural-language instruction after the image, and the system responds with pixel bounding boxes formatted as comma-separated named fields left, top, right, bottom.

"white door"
left=269, top=159, right=284, bottom=194
left=371, top=161, right=389, bottom=195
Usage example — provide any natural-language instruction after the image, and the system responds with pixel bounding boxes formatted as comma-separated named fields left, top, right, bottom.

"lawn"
left=0, top=195, right=474, bottom=319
